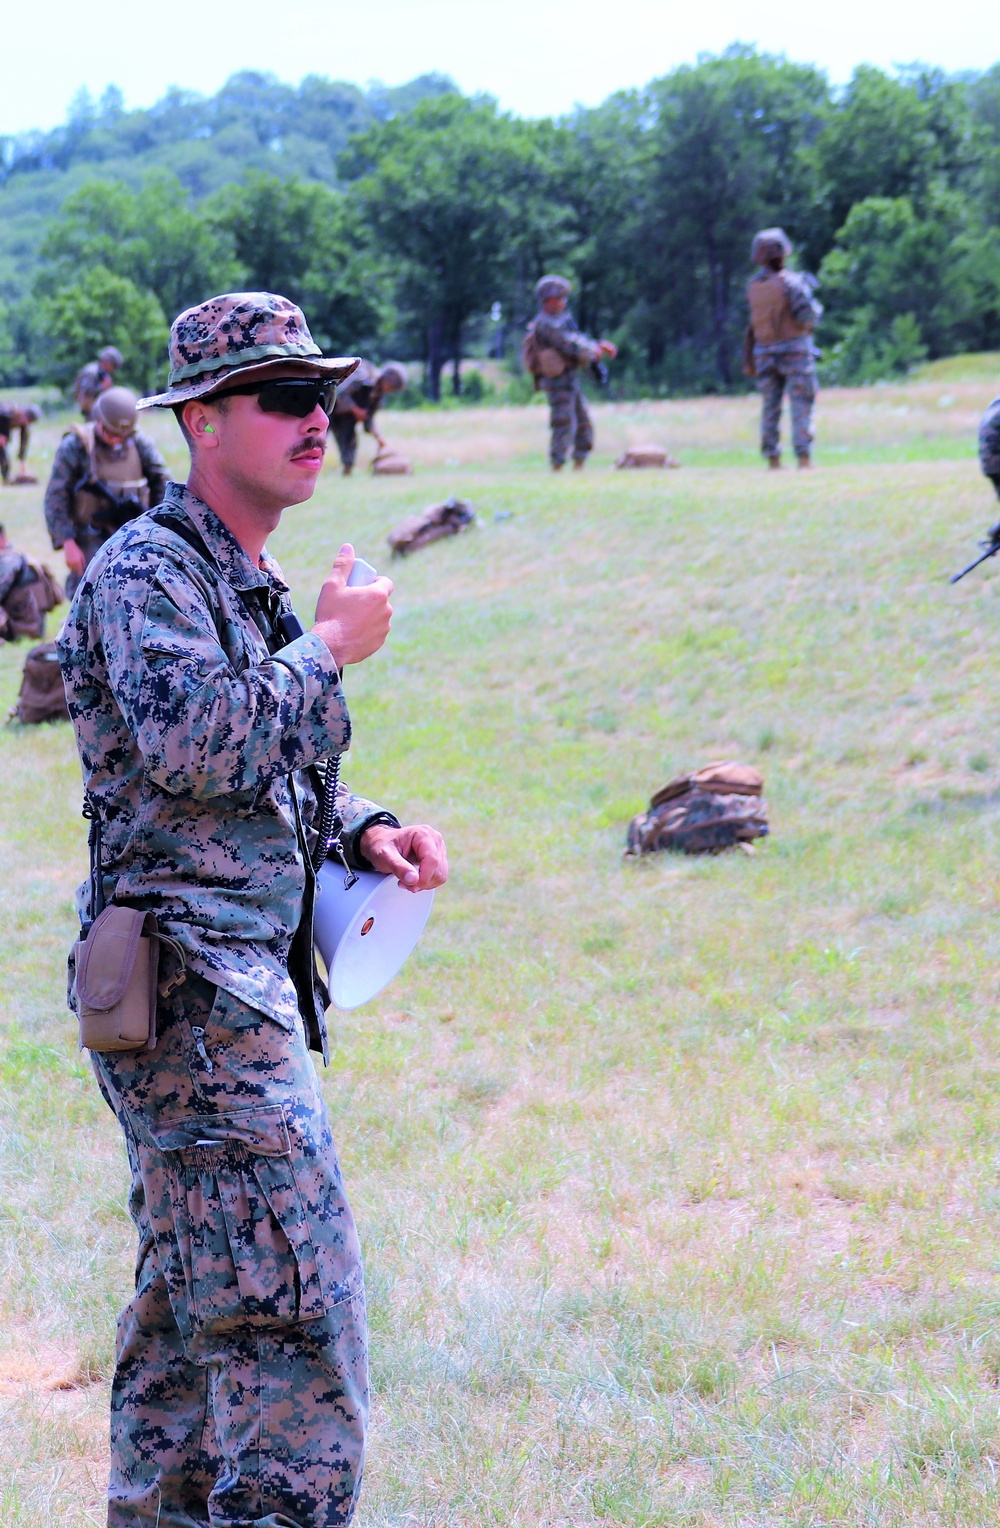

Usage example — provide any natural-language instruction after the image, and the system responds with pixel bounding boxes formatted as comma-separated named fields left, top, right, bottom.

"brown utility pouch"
left=75, top=904, right=161, bottom=1052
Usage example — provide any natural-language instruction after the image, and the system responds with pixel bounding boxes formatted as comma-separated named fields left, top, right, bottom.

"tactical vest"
left=747, top=272, right=812, bottom=346
left=68, top=424, right=149, bottom=532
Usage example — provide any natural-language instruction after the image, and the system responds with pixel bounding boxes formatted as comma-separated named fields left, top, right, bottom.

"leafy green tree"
left=34, top=266, right=168, bottom=393
left=627, top=47, right=828, bottom=390
left=341, top=95, right=555, bottom=397
left=205, top=173, right=389, bottom=353
left=818, top=191, right=1000, bottom=382
left=36, top=172, right=240, bottom=320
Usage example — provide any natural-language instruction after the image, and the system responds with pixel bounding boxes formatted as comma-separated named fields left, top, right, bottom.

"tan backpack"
left=521, top=321, right=568, bottom=385
left=388, top=497, right=475, bottom=556
left=626, top=762, right=769, bottom=855
left=9, top=639, right=70, bottom=725
left=615, top=445, right=681, bottom=470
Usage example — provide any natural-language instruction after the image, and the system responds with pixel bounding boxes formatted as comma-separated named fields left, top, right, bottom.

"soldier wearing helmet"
left=744, top=227, right=822, bottom=469
left=73, top=344, right=124, bottom=419
left=0, top=401, right=41, bottom=484
left=525, top=274, right=617, bottom=471
left=328, top=359, right=409, bottom=474
left=44, top=384, right=169, bottom=594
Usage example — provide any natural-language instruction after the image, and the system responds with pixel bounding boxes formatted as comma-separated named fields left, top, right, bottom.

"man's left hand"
left=359, top=823, right=449, bottom=891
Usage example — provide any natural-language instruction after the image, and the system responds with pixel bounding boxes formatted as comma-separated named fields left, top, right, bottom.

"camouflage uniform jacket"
left=57, top=480, right=396, bottom=1040
left=331, top=359, right=382, bottom=431
left=44, top=428, right=170, bottom=548
left=73, top=359, right=113, bottom=415
left=531, top=308, right=600, bottom=368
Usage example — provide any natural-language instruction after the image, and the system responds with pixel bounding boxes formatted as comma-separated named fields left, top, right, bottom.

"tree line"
left=2, top=49, right=999, bottom=400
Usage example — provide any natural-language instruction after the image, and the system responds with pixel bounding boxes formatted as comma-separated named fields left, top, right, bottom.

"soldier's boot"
left=342, top=464, right=353, bottom=477
left=572, top=457, right=586, bottom=470
left=797, top=453, right=812, bottom=469
left=551, top=462, right=564, bottom=472
left=767, top=455, right=782, bottom=470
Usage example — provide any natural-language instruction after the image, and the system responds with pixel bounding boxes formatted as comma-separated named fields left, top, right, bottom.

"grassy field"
left=3, top=359, right=1000, bottom=1525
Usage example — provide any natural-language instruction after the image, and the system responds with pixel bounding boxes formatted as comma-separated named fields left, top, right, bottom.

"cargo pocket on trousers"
left=149, top=1104, right=328, bottom=1336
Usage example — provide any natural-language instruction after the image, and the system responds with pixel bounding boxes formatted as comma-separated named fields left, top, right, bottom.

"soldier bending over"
left=57, top=291, right=448, bottom=1526
left=329, top=360, right=408, bottom=474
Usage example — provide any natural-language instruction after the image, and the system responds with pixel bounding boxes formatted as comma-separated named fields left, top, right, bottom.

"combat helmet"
left=99, top=346, right=124, bottom=368
left=751, top=228, right=793, bottom=265
left=92, top=386, right=139, bottom=438
left=534, top=274, right=572, bottom=304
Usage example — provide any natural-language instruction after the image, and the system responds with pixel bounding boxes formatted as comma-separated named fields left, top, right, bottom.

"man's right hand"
left=312, top=544, right=394, bottom=669
left=63, top=538, right=87, bottom=577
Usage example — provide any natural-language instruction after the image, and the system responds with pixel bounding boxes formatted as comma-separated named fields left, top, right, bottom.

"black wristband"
left=348, top=812, right=402, bottom=871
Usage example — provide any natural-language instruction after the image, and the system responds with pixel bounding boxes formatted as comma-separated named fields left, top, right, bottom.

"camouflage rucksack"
left=388, top=497, right=475, bottom=555
left=626, top=762, right=769, bottom=855
left=9, top=639, right=70, bottom=725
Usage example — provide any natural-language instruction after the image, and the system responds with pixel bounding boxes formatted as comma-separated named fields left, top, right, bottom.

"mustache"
left=289, top=436, right=326, bottom=460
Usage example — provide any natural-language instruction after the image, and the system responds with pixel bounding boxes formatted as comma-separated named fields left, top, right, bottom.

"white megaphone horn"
left=311, top=554, right=436, bottom=1009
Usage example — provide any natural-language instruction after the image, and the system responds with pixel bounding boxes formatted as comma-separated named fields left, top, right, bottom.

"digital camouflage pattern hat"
left=137, top=291, right=360, bottom=409
left=751, top=228, right=793, bottom=265
left=99, top=346, right=124, bottom=367
left=534, top=274, right=572, bottom=304
left=378, top=362, right=409, bottom=391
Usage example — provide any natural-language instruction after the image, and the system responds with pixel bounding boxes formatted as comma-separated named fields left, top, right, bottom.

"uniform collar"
left=159, top=480, right=288, bottom=593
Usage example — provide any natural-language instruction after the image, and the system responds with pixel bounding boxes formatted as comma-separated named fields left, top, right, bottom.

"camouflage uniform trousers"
left=542, top=374, right=594, bottom=467
left=328, top=415, right=360, bottom=473
left=92, top=971, right=368, bottom=1527
left=755, top=344, right=817, bottom=459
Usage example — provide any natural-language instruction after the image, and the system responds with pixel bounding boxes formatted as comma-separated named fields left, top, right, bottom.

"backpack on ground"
left=388, top=497, right=476, bottom=556
left=2, top=561, right=64, bottom=641
left=9, top=639, right=70, bottom=724
left=615, top=445, right=681, bottom=469
left=626, top=761, right=769, bottom=856
left=372, top=450, right=413, bottom=476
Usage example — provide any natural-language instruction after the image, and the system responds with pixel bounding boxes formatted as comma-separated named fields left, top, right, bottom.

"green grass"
left=4, top=368, right=1000, bottom=1524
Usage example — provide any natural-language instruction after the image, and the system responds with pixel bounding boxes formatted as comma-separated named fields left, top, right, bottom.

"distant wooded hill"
left=1, top=55, right=999, bottom=399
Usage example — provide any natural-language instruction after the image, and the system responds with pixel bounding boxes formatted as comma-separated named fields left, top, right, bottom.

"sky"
left=4, top=0, right=996, bottom=136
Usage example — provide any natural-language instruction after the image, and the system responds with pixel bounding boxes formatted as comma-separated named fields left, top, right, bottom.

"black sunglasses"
left=212, top=377, right=338, bottom=418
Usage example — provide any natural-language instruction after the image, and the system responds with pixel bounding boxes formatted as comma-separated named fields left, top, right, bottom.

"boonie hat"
left=138, top=291, right=360, bottom=410
left=92, top=386, right=138, bottom=437
left=534, top=274, right=572, bottom=304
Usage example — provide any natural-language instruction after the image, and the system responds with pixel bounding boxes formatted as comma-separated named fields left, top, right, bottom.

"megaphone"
left=314, top=861, right=435, bottom=1009
left=310, top=552, right=436, bottom=1009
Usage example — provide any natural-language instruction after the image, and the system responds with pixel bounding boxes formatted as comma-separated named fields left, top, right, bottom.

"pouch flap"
left=691, top=761, right=763, bottom=796
left=149, top=1103, right=291, bottom=1157
left=76, top=904, right=157, bottom=1010
left=649, top=773, right=693, bottom=810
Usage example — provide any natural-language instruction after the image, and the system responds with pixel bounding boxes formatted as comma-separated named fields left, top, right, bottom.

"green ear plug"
left=204, top=424, right=216, bottom=434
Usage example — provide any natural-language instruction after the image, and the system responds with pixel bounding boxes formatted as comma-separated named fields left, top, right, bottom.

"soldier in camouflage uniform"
left=979, top=397, right=1000, bottom=499
left=744, top=228, right=822, bottom=469
left=44, top=386, right=169, bottom=597
left=74, top=345, right=123, bottom=418
left=0, top=402, right=41, bottom=483
left=57, top=291, right=449, bottom=1527
left=329, top=360, right=408, bottom=474
left=528, top=275, right=617, bottom=470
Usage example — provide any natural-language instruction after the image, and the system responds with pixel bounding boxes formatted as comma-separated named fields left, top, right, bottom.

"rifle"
left=951, top=522, right=1000, bottom=583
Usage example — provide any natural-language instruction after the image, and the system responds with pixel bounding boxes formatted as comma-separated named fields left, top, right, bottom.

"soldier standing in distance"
left=57, top=291, right=448, bottom=1528
left=528, top=275, right=617, bottom=471
left=44, top=386, right=169, bottom=596
left=73, top=344, right=123, bottom=418
left=744, top=228, right=822, bottom=469
left=329, top=360, right=408, bottom=474
left=0, top=402, right=41, bottom=483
